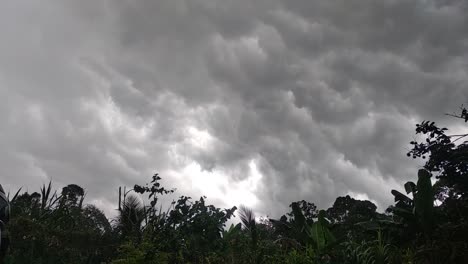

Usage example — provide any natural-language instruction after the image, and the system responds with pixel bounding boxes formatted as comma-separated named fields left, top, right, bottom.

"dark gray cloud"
left=1, top=0, right=467, bottom=217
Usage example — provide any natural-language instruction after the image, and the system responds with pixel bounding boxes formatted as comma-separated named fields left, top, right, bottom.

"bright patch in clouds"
left=182, top=159, right=262, bottom=208
left=187, top=126, right=214, bottom=150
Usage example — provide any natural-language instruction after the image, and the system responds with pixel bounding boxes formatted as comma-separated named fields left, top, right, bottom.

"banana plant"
left=222, top=223, right=242, bottom=242
left=305, top=210, right=336, bottom=253
left=271, top=206, right=336, bottom=254
left=390, top=169, right=434, bottom=237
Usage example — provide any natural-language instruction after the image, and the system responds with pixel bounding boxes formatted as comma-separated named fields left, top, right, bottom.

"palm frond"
left=238, top=205, right=258, bottom=250
left=238, top=205, right=255, bottom=230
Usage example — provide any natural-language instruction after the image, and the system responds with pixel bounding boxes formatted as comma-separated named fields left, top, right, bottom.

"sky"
left=1, top=0, right=467, bottom=218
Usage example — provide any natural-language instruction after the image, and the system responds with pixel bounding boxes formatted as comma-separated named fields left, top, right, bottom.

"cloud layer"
left=1, top=0, right=467, bottom=217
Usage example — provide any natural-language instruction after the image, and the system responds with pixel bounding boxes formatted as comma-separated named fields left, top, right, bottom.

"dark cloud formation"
left=1, top=0, right=467, bottom=217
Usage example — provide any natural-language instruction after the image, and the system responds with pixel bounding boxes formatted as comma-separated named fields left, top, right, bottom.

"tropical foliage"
left=2, top=106, right=467, bottom=263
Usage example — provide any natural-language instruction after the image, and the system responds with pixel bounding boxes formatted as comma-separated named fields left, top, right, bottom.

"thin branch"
left=445, top=113, right=465, bottom=120
left=448, top=133, right=468, bottom=143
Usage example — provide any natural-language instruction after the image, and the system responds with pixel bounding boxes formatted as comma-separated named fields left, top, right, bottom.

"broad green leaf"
left=404, top=181, right=417, bottom=195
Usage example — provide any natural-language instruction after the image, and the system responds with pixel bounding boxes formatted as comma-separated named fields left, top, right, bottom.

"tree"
left=326, top=195, right=378, bottom=225
left=7, top=182, right=115, bottom=264
left=391, top=106, right=468, bottom=263
left=408, top=106, right=468, bottom=198
left=238, top=205, right=258, bottom=251
left=326, top=195, right=380, bottom=242
left=116, top=195, right=145, bottom=242
left=59, top=184, right=85, bottom=209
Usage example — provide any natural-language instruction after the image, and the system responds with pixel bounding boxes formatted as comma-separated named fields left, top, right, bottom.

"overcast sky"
left=1, top=0, right=467, bottom=218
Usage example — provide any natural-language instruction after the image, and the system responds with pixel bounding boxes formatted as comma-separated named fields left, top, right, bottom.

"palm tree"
left=238, top=205, right=258, bottom=251
left=116, top=195, right=145, bottom=241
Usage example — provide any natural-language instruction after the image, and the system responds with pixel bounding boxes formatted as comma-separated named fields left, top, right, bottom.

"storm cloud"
left=1, top=0, right=467, bottom=217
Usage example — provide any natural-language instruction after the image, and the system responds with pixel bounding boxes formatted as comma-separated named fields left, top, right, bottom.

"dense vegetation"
left=3, top=107, right=468, bottom=264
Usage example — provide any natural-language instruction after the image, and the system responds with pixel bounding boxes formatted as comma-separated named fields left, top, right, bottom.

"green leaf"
left=308, top=210, right=335, bottom=252
left=391, top=190, right=412, bottom=204
left=404, top=181, right=417, bottom=195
